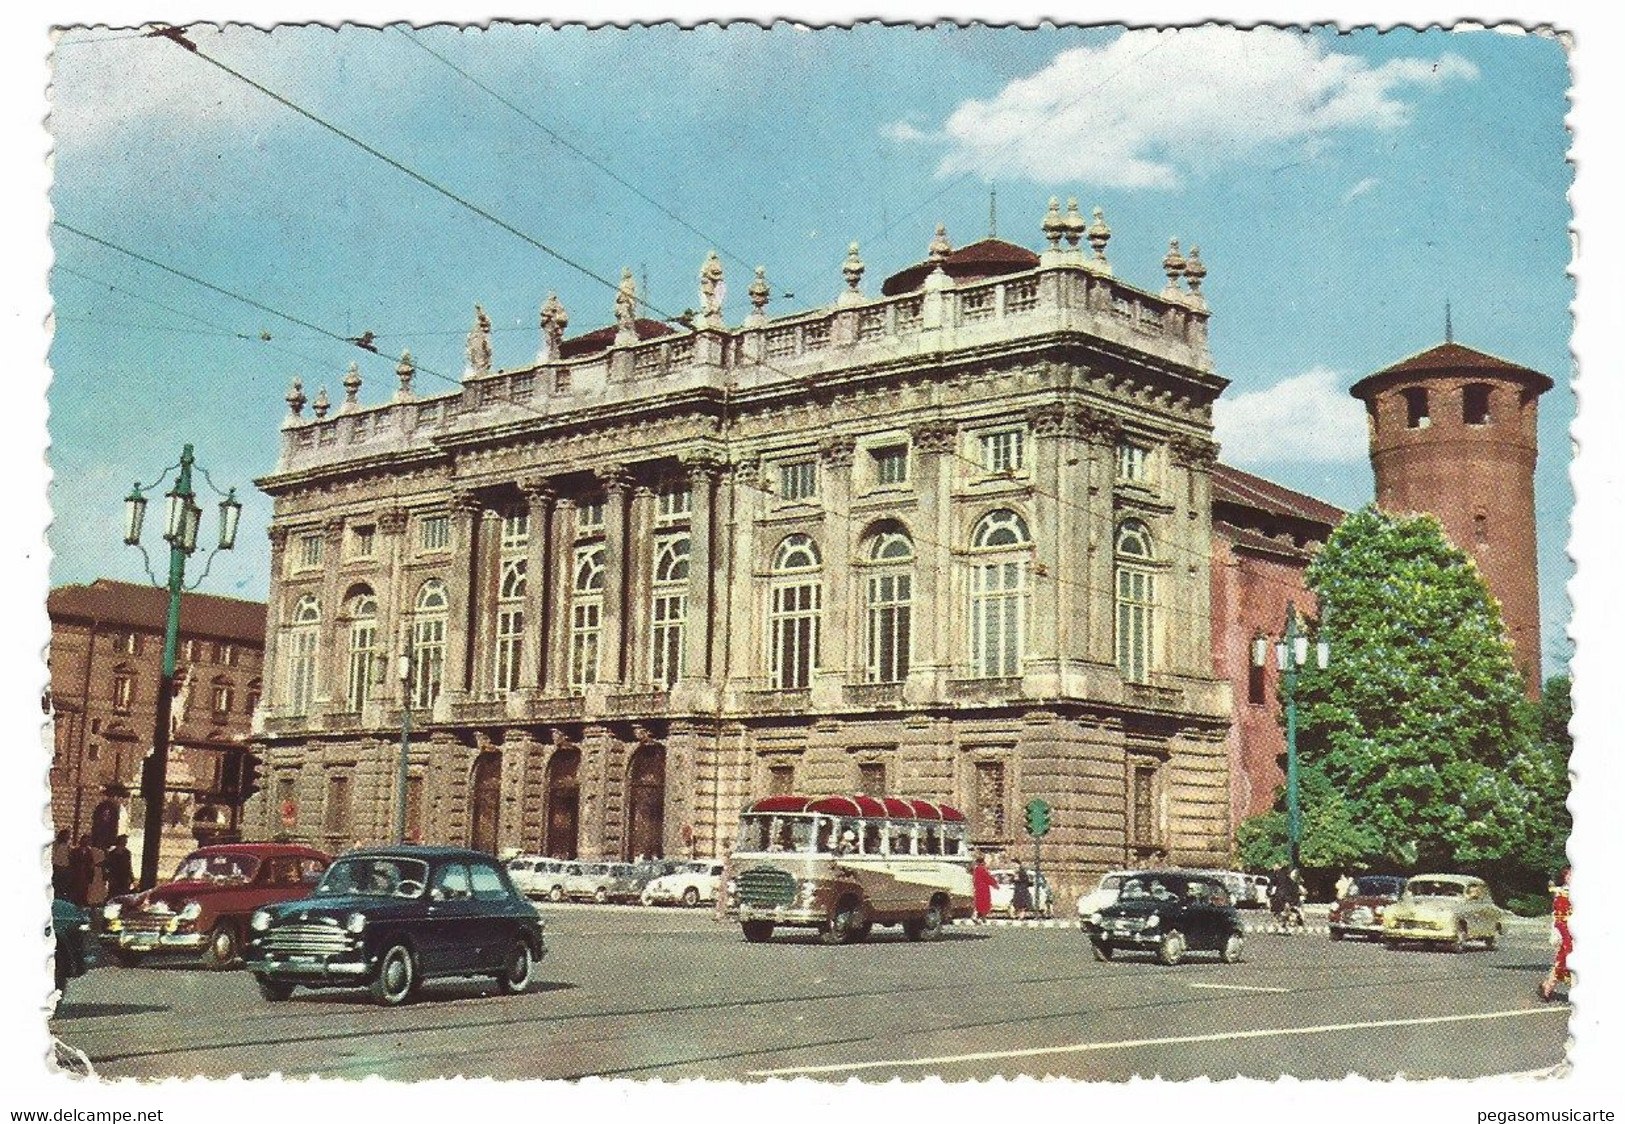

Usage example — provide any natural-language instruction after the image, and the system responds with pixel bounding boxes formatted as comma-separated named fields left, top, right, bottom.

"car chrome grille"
left=263, top=923, right=354, bottom=956
left=1347, top=907, right=1374, bottom=925
left=738, top=867, right=796, bottom=908
left=119, top=916, right=169, bottom=934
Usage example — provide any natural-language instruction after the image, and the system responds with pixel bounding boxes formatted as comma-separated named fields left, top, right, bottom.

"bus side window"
left=863, top=822, right=883, bottom=854
left=815, top=818, right=834, bottom=853
left=888, top=822, right=911, bottom=855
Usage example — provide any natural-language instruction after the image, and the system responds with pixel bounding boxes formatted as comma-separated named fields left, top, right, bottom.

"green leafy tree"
left=1237, top=507, right=1566, bottom=885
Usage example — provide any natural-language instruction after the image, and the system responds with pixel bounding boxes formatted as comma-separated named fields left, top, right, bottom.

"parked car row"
left=505, top=855, right=726, bottom=907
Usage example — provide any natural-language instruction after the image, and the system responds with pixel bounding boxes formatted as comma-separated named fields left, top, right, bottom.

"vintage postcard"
left=12, top=7, right=1621, bottom=1114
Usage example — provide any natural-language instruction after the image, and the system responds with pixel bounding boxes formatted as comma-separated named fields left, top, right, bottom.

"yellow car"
left=1381, top=874, right=1504, bottom=952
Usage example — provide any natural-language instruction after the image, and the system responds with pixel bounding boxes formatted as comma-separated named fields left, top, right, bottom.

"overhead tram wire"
left=55, top=224, right=1277, bottom=635
left=149, top=27, right=697, bottom=328
left=391, top=26, right=792, bottom=307
left=60, top=216, right=1322, bottom=625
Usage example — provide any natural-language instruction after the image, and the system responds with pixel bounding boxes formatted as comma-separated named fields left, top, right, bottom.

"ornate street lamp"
left=1252, top=606, right=1330, bottom=869
left=122, top=444, right=243, bottom=890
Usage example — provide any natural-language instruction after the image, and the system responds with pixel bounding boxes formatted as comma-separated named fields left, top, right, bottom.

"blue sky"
left=46, top=24, right=1574, bottom=668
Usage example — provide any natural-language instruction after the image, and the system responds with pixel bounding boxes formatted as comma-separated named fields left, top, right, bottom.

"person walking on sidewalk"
left=972, top=855, right=996, bottom=924
left=101, top=834, right=134, bottom=901
left=1012, top=864, right=1034, bottom=920
left=1540, top=868, right=1573, bottom=1001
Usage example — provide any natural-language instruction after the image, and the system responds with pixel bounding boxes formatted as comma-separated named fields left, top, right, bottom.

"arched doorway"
left=544, top=748, right=580, bottom=859
left=469, top=752, right=502, bottom=854
left=625, top=743, right=666, bottom=860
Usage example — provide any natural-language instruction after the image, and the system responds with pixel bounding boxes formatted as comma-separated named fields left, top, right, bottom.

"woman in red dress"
left=972, top=855, right=997, bottom=924
left=1540, top=868, right=1572, bottom=1001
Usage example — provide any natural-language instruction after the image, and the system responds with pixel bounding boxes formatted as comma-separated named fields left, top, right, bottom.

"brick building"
left=1350, top=341, right=1552, bottom=696
left=48, top=579, right=266, bottom=879
left=247, top=205, right=1248, bottom=894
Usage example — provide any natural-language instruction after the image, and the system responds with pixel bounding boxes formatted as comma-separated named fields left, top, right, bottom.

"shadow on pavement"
left=52, top=1001, right=171, bottom=1020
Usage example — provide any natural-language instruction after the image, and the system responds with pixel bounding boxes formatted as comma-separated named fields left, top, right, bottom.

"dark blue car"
left=242, top=846, right=546, bottom=1006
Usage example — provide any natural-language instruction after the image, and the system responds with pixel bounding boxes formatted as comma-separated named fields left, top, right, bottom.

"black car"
left=1083, top=870, right=1245, bottom=965
left=241, top=846, right=546, bottom=1006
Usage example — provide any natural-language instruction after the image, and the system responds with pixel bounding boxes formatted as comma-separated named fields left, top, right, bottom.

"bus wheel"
left=742, top=922, right=775, bottom=943
left=820, top=898, right=864, bottom=946
left=905, top=903, right=945, bottom=943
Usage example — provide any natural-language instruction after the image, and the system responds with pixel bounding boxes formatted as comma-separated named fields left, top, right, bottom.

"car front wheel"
left=371, top=944, right=419, bottom=1006
left=548, top=886, right=564, bottom=903
left=255, top=975, right=294, bottom=1002
left=681, top=887, right=700, bottom=907
left=742, top=921, right=775, bottom=943
left=496, top=939, right=533, bottom=995
left=593, top=888, right=608, bottom=905
left=1220, top=932, right=1245, bottom=964
left=1450, top=922, right=1470, bottom=955
left=1485, top=925, right=1501, bottom=951
left=205, top=922, right=240, bottom=970
left=1091, top=941, right=1113, bottom=962
left=1156, top=931, right=1186, bottom=966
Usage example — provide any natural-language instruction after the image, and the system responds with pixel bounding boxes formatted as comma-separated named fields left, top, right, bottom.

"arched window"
left=1115, top=520, right=1155, bottom=683
left=864, top=525, right=913, bottom=683
left=570, top=545, right=606, bottom=692
left=770, top=534, right=821, bottom=689
left=495, top=559, right=526, bottom=693
left=410, top=580, right=446, bottom=709
left=651, top=536, right=690, bottom=688
left=346, top=592, right=377, bottom=709
left=287, top=594, right=321, bottom=714
left=968, top=510, right=1030, bottom=678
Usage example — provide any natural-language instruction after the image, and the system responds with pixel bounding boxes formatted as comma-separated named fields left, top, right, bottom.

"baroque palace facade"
left=248, top=204, right=1246, bottom=890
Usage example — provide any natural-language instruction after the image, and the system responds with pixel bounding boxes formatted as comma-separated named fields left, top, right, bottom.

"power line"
left=392, top=26, right=793, bottom=306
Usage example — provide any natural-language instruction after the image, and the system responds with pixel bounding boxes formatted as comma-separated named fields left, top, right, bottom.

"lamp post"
left=394, top=637, right=413, bottom=845
left=122, top=444, right=242, bottom=890
left=1252, top=606, right=1329, bottom=870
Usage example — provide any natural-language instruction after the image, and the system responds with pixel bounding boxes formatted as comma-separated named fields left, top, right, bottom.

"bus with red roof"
left=726, top=794, right=974, bottom=945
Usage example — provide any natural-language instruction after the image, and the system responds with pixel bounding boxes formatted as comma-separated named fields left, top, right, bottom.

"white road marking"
left=747, top=1005, right=1570, bottom=1077
left=1188, top=982, right=1290, bottom=993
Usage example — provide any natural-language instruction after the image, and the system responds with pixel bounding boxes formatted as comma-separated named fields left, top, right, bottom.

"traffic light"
left=239, top=750, right=264, bottom=805
left=1024, top=798, right=1052, bottom=838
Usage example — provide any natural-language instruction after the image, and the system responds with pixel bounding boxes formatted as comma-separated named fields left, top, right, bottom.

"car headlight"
left=102, top=902, right=121, bottom=921
left=1144, top=914, right=1160, bottom=929
left=726, top=879, right=737, bottom=894
left=177, top=901, right=203, bottom=922
left=344, top=912, right=367, bottom=935
left=1089, top=912, right=1103, bottom=926
left=250, top=909, right=271, bottom=932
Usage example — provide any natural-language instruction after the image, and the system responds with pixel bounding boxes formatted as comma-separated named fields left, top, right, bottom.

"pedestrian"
left=101, top=834, right=135, bottom=901
left=1335, top=871, right=1354, bottom=901
left=1012, top=863, right=1034, bottom=920
left=1540, top=868, right=1572, bottom=1001
left=972, top=854, right=997, bottom=924
left=66, top=835, right=97, bottom=907
left=51, top=829, right=71, bottom=899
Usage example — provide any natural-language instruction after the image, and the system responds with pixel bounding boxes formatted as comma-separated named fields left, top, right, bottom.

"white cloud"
left=1212, top=367, right=1369, bottom=465
left=1342, top=176, right=1381, bottom=203
left=889, top=28, right=1478, bottom=189
left=880, top=120, right=928, bottom=143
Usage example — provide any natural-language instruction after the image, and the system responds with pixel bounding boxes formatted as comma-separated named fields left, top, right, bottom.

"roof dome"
left=880, top=238, right=1041, bottom=296
left=1350, top=341, right=1554, bottom=399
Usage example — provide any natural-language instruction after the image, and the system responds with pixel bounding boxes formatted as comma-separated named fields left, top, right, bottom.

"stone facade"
left=47, top=580, right=267, bottom=884
left=1350, top=342, right=1553, bottom=696
left=246, top=212, right=1238, bottom=897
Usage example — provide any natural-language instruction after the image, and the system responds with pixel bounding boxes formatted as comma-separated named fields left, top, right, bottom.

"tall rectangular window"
left=347, top=617, right=376, bottom=709
left=211, top=682, right=233, bottom=717
left=410, top=617, right=444, bottom=709
left=970, top=561, right=1024, bottom=678
left=296, top=534, right=323, bottom=569
left=1247, top=662, right=1266, bottom=705
left=767, top=763, right=795, bottom=796
left=323, top=774, right=353, bottom=838
left=1133, top=766, right=1158, bottom=846
left=656, top=484, right=692, bottom=523
left=111, top=671, right=134, bottom=712
left=495, top=555, right=526, bottom=694
left=980, top=430, right=1025, bottom=474
left=779, top=460, right=818, bottom=501
left=349, top=525, right=376, bottom=559
left=419, top=515, right=449, bottom=552
left=577, top=500, right=605, bottom=535
left=866, top=572, right=912, bottom=683
left=113, top=631, right=140, bottom=656
left=1116, top=567, right=1154, bottom=684
left=857, top=761, right=886, bottom=797
left=1403, top=387, right=1431, bottom=429
left=771, top=582, right=820, bottom=689
left=871, top=444, right=909, bottom=487
left=570, top=602, right=601, bottom=692
left=275, top=775, right=296, bottom=827
left=973, top=759, right=1007, bottom=838
left=288, top=629, right=318, bottom=714
left=500, top=507, right=529, bottom=550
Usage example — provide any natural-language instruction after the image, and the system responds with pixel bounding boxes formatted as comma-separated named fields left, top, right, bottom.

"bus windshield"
left=735, top=814, right=818, bottom=853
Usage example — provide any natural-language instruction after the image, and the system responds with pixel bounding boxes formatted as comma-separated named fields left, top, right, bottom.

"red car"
left=1329, top=874, right=1408, bottom=940
left=101, top=843, right=330, bottom=969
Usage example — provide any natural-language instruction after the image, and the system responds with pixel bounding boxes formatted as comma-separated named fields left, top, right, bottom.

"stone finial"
left=1086, top=206, right=1112, bottom=271
left=615, top=268, right=638, bottom=334
left=465, top=303, right=493, bottom=378
left=698, top=251, right=725, bottom=325
left=1162, top=238, right=1187, bottom=296
left=1064, top=198, right=1086, bottom=250
left=1184, top=246, right=1207, bottom=302
left=1041, top=197, right=1064, bottom=249
left=395, top=350, right=416, bottom=400
left=842, top=242, right=866, bottom=295
left=928, top=223, right=952, bottom=262
left=341, top=361, right=362, bottom=411
left=748, top=266, right=771, bottom=316
left=312, top=386, right=331, bottom=420
left=539, top=292, right=569, bottom=361
left=285, top=377, right=307, bottom=419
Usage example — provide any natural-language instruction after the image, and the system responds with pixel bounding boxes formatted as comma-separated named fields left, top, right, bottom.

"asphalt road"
left=49, top=905, right=1568, bottom=1081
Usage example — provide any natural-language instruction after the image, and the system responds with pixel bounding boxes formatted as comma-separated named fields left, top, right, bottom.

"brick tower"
left=1349, top=341, right=1552, bottom=696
